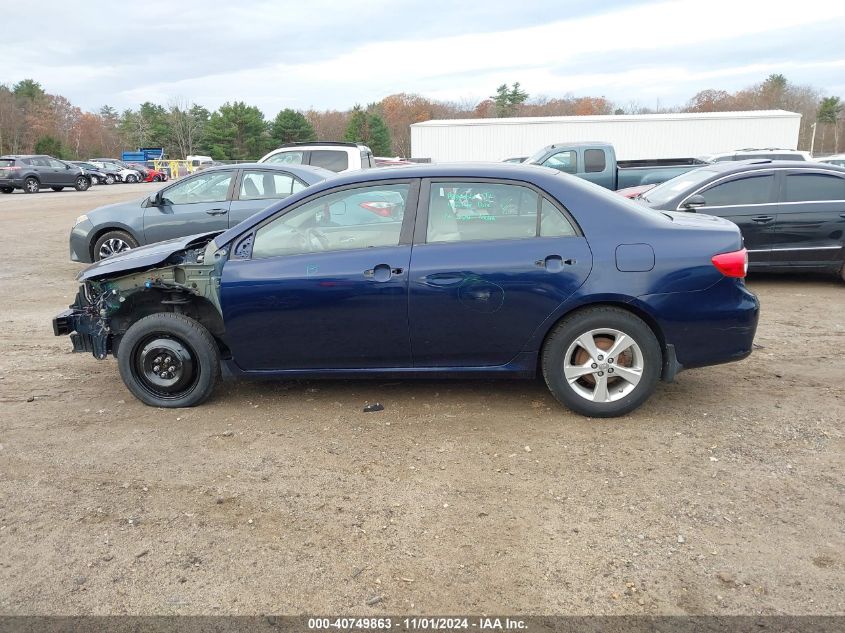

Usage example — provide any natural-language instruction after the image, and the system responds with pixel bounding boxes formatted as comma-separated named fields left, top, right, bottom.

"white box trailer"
left=410, top=110, right=801, bottom=162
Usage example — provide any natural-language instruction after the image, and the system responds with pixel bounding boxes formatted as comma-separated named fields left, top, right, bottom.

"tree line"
left=0, top=74, right=841, bottom=161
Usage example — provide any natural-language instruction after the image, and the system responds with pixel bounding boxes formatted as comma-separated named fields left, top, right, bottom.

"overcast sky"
left=3, top=0, right=844, bottom=115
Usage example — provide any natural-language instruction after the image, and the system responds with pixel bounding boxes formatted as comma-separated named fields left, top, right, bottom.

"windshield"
left=525, top=147, right=552, bottom=164
left=643, top=168, right=718, bottom=205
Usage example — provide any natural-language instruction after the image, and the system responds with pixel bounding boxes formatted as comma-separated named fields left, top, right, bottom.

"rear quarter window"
left=310, top=150, right=349, bottom=172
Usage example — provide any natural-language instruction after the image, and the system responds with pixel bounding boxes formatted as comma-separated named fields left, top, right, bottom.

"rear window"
left=784, top=173, right=845, bottom=202
left=310, top=150, right=349, bottom=172
left=0, top=159, right=14, bottom=167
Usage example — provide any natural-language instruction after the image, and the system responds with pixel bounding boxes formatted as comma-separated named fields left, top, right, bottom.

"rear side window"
left=584, top=149, right=606, bottom=173
left=700, top=174, right=774, bottom=206
left=540, top=198, right=576, bottom=237
left=784, top=173, right=845, bottom=202
left=310, top=150, right=348, bottom=172
left=0, top=159, right=14, bottom=167
left=239, top=170, right=305, bottom=200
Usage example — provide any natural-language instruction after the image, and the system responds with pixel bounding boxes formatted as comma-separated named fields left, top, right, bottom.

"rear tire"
left=118, top=313, right=220, bottom=408
left=0, top=187, right=13, bottom=194
left=93, top=230, right=139, bottom=261
left=74, top=176, right=90, bottom=191
left=541, top=307, right=661, bottom=417
left=24, top=177, right=39, bottom=194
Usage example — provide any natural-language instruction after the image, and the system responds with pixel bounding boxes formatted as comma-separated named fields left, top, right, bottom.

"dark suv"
left=641, top=160, right=845, bottom=279
left=0, top=155, right=91, bottom=194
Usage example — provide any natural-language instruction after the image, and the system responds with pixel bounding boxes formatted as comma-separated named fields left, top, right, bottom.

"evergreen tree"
left=343, top=105, right=392, bottom=155
left=34, top=136, right=63, bottom=157
left=491, top=82, right=529, bottom=117
left=204, top=101, right=267, bottom=160
left=270, top=109, right=317, bottom=146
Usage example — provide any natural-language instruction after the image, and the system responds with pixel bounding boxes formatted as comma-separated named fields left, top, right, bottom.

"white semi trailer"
left=410, top=110, right=801, bottom=162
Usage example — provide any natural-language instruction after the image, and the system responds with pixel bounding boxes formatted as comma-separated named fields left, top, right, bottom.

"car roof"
left=696, top=159, right=845, bottom=175
left=198, top=161, right=337, bottom=183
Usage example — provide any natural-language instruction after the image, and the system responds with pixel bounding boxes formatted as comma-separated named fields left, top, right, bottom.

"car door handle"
left=535, top=255, right=575, bottom=272
left=205, top=208, right=228, bottom=216
left=751, top=215, right=774, bottom=223
left=364, top=263, right=402, bottom=282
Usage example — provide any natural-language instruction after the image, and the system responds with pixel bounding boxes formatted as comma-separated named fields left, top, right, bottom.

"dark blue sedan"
left=53, top=163, right=759, bottom=417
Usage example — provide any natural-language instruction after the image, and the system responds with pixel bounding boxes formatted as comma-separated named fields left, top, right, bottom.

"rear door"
left=771, top=170, right=845, bottom=268
left=228, top=168, right=309, bottom=227
left=143, top=170, right=235, bottom=243
left=408, top=179, right=592, bottom=368
left=687, top=171, right=777, bottom=267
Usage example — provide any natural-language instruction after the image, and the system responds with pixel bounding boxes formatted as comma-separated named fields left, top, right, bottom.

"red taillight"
left=359, top=201, right=399, bottom=217
left=711, top=248, right=748, bottom=278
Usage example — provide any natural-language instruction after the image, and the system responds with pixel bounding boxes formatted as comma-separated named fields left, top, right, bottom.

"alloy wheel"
left=98, top=237, right=132, bottom=259
left=563, top=328, right=644, bottom=403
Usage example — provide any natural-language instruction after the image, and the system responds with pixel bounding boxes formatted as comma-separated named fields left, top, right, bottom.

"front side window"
left=49, top=159, right=67, bottom=169
left=161, top=170, right=234, bottom=205
left=251, top=183, right=409, bottom=259
left=239, top=170, right=305, bottom=200
left=784, top=173, right=845, bottom=202
left=310, top=150, right=349, bottom=172
left=427, top=182, right=542, bottom=243
left=542, top=151, right=577, bottom=174
left=265, top=151, right=304, bottom=165
left=699, top=174, right=773, bottom=206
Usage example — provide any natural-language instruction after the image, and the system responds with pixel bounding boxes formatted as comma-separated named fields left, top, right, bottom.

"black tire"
left=118, top=313, right=220, bottom=408
left=74, top=176, right=90, bottom=192
left=126, top=174, right=138, bottom=183
left=51, top=186, right=64, bottom=192
left=92, top=229, right=139, bottom=261
left=0, top=187, right=13, bottom=194
left=24, top=177, right=39, bottom=194
left=541, top=306, right=662, bottom=418
left=104, top=174, right=115, bottom=185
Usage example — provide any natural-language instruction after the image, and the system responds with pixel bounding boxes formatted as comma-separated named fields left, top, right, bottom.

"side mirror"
left=147, top=192, right=162, bottom=207
left=682, top=194, right=706, bottom=211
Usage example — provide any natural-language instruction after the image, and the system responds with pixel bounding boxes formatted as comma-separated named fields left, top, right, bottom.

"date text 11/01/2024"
left=307, top=617, right=527, bottom=630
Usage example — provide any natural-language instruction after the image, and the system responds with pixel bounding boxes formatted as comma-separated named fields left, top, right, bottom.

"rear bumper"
left=639, top=277, right=760, bottom=371
left=0, top=177, right=22, bottom=188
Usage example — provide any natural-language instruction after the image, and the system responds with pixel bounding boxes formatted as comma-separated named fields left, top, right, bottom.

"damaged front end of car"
left=52, top=232, right=228, bottom=360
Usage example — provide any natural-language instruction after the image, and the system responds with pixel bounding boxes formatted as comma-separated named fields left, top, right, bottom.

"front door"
left=770, top=170, right=845, bottom=268
left=227, top=168, right=309, bottom=227
left=409, top=180, right=592, bottom=367
left=143, top=170, right=235, bottom=244
left=221, top=181, right=417, bottom=371
left=693, top=171, right=777, bottom=268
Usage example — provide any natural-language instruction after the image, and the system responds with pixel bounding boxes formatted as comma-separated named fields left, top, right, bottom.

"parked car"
left=259, top=142, right=375, bottom=173
left=0, top=155, right=91, bottom=193
left=640, top=160, right=845, bottom=279
left=126, top=162, right=168, bottom=182
left=53, top=163, right=759, bottom=416
left=699, top=148, right=812, bottom=163
left=89, top=160, right=142, bottom=183
left=375, top=157, right=416, bottom=167
left=70, top=163, right=334, bottom=262
left=187, top=155, right=214, bottom=171
left=818, top=154, right=845, bottom=167
left=616, top=183, right=658, bottom=199
left=523, top=142, right=710, bottom=190
left=73, top=161, right=119, bottom=185
left=69, top=161, right=110, bottom=185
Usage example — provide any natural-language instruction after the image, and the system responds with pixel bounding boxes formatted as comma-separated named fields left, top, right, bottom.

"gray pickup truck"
left=524, top=142, right=709, bottom=190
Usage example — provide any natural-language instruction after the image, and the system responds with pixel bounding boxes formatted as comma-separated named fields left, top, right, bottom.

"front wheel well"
left=88, top=226, right=138, bottom=260
left=110, top=290, right=230, bottom=359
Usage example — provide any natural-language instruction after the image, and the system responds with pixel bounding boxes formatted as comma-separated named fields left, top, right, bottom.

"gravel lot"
left=0, top=184, right=842, bottom=615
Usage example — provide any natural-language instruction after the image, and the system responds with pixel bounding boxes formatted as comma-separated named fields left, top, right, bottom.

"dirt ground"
left=0, top=184, right=842, bottom=616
